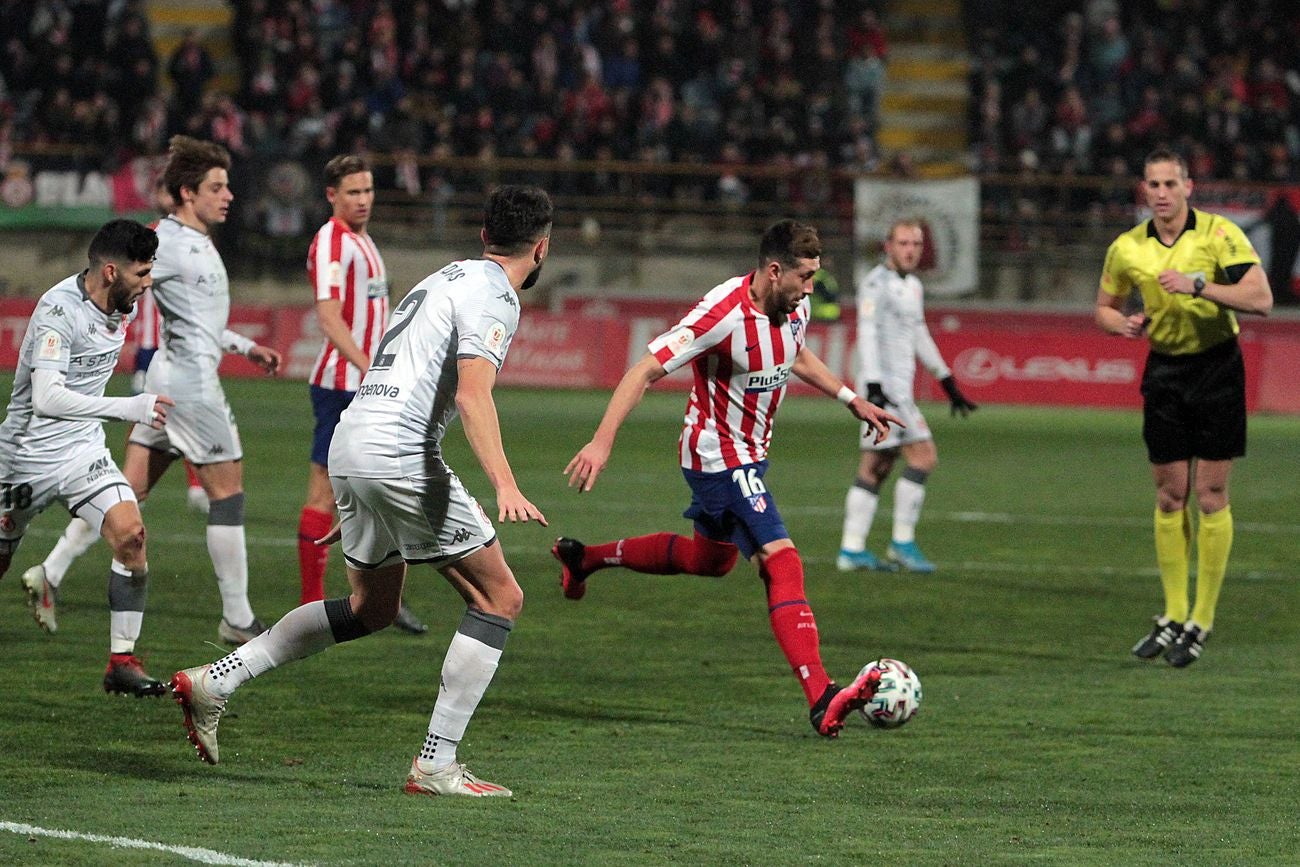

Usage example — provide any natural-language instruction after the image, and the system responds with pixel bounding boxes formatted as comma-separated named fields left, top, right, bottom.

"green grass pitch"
left=1, top=374, right=1297, bottom=865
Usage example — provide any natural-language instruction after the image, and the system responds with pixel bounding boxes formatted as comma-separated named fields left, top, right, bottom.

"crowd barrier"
left=3, top=297, right=1297, bottom=413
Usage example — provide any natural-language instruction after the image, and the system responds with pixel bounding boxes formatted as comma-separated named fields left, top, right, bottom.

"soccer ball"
left=857, top=658, right=922, bottom=729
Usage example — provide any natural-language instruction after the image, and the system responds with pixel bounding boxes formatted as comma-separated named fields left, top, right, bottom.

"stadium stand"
left=1, top=1, right=1297, bottom=304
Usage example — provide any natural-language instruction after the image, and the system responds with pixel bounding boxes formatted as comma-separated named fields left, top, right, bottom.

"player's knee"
left=109, top=522, right=147, bottom=564
left=686, top=534, right=738, bottom=576
left=1156, top=489, right=1187, bottom=512
left=914, top=454, right=938, bottom=475
left=1197, top=485, right=1228, bottom=513
left=488, top=580, right=524, bottom=620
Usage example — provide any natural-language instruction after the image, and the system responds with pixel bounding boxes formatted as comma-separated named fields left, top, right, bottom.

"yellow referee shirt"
left=1100, top=208, right=1260, bottom=355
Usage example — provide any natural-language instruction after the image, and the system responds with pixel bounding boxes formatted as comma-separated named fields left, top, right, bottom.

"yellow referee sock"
left=1153, top=507, right=1191, bottom=623
left=1190, top=506, right=1233, bottom=631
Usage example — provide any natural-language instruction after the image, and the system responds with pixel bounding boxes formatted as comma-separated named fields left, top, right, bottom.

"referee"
left=1096, top=147, right=1273, bottom=667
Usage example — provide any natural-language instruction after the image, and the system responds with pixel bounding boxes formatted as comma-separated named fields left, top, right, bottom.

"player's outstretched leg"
left=810, top=666, right=882, bottom=738
left=170, top=665, right=227, bottom=764
left=21, top=564, right=59, bottom=634
left=551, top=537, right=589, bottom=600
left=553, top=532, right=737, bottom=600
left=171, top=595, right=381, bottom=763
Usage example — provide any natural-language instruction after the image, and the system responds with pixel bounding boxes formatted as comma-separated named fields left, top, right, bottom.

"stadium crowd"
left=6, top=2, right=1298, bottom=188
left=967, top=0, right=1300, bottom=182
left=2, top=0, right=889, bottom=189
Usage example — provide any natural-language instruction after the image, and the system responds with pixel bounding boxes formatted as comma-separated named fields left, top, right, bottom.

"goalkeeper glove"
left=865, top=382, right=894, bottom=409
left=940, top=376, right=977, bottom=417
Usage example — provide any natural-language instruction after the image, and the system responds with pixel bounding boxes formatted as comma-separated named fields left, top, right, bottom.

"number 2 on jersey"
left=369, top=289, right=427, bottom=371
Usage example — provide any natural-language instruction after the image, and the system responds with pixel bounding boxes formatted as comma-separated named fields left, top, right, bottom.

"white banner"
left=853, top=176, right=980, bottom=296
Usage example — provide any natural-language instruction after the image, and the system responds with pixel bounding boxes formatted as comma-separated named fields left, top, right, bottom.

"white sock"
left=45, top=517, right=99, bottom=587
left=892, top=477, right=927, bottom=544
left=109, top=611, right=143, bottom=654
left=207, top=524, right=256, bottom=627
left=229, top=600, right=335, bottom=686
left=840, top=484, right=880, bottom=552
left=420, top=631, right=503, bottom=770
left=108, top=559, right=147, bottom=654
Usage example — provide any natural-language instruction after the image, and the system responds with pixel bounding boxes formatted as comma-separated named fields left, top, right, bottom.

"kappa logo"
left=86, top=323, right=97, bottom=336
left=49, top=305, right=64, bottom=318
left=207, top=444, right=226, bottom=456
left=451, top=528, right=473, bottom=545
left=496, top=291, right=517, bottom=309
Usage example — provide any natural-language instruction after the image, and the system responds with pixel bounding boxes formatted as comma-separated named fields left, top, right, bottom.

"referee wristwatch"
left=1192, top=276, right=1207, bottom=297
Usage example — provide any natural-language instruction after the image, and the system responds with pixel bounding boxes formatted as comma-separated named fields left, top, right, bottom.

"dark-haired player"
left=2, top=219, right=174, bottom=695
left=553, top=220, right=903, bottom=738
left=171, top=185, right=553, bottom=798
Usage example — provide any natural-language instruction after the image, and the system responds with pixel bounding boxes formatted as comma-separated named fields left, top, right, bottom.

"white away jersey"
left=307, top=217, right=389, bottom=391
left=146, top=216, right=251, bottom=396
left=0, top=274, right=131, bottom=473
left=649, top=272, right=809, bottom=473
left=855, top=263, right=949, bottom=398
left=328, top=259, right=520, bottom=480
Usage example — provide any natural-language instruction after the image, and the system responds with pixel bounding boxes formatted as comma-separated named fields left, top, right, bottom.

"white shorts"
left=0, top=446, right=137, bottom=552
left=861, top=398, right=933, bottom=451
left=330, top=473, right=496, bottom=570
left=129, top=394, right=243, bottom=464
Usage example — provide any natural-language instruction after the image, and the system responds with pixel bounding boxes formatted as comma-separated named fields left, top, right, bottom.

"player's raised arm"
left=565, top=352, right=667, bottom=492
left=456, top=355, right=546, bottom=525
left=791, top=345, right=902, bottom=443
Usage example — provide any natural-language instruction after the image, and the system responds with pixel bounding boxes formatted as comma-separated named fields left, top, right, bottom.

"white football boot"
left=404, top=757, right=512, bottom=797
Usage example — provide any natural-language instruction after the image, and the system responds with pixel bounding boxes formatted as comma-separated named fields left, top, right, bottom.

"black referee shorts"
left=1141, top=337, right=1246, bottom=464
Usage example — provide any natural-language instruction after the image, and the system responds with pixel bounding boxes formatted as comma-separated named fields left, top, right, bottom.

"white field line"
left=0, top=821, right=305, bottom=866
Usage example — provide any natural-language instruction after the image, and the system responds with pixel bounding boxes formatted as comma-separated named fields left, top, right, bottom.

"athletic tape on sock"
left=324, top=596, right=371, bottom=642
left=207, top=492, right=246, bottom=526
left=459, top=608, right=514, bottom=650
left=107, top=560, right=148, bottom=612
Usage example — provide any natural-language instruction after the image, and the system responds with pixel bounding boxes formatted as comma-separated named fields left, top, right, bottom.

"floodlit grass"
left=1, top=374, right=1297, bottom=865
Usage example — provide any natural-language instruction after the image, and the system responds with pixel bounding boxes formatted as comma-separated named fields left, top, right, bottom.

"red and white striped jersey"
left=126, top=286, right=161, bottom=351
left=307, top=217, right=389, bottom=391
left=649, top=273, right=810, bottom=473
left=127, top=216, right=164, bottom=351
